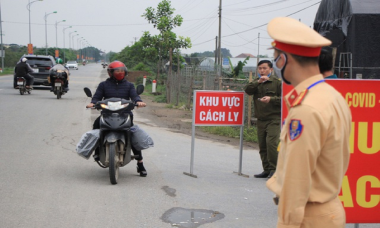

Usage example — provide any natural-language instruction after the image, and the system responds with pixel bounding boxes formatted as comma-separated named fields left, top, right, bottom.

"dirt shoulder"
left=137, top=94, right=259, bottom=150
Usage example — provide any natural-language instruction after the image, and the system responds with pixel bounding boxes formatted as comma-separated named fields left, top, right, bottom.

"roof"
left=235, top=53, right=255, bottom=58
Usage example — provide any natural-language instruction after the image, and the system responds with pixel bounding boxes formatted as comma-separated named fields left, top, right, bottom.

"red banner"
left=282, top=79, right=380, bottom=223
left=194, top=91, right=245, bottom=126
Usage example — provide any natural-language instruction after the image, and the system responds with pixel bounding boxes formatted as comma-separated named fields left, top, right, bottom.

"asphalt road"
left=0, top=65, right=376, bottom=228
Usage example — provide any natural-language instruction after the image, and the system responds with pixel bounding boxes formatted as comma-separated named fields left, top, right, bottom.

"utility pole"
left=218, top=0, right=222, bottom=90
left=0, top=1, right=4, bottom=71
left=218, top=0, right=222, bottom=66
left=256, top=33, right=260, bottom=77
left=215, top=36, right=218, bottom=66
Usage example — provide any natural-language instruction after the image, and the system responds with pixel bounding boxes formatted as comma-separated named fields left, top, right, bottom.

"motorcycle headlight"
left=101, top=101, right=129, bottom=111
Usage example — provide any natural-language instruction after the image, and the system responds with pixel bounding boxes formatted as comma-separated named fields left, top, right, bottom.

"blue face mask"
left=258, top=73, right=271, bottom=78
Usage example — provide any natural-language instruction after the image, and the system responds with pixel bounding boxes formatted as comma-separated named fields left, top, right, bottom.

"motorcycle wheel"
left=19, top=88, right=24, bottom=95
left=109, top=142, right=119, bottom=185
left=56, top=89, right=61, bottom=99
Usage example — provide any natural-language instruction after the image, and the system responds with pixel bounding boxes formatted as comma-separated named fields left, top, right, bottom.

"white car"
left=66, top=61, right=78, bottom=70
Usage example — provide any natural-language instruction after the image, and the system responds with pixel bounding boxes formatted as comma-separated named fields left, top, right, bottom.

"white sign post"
left=183, top=90, right=247, bottom=178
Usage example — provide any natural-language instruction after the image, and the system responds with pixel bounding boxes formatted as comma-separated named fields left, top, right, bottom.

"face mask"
left=258, top=73, right=271, bottom=78
left=273, top=53, right=291, bottom=85
left=113, top=71, right=125, bottom=81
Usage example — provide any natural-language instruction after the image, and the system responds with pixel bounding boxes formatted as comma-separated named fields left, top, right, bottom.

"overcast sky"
left=0, top=0, right=321, bottom=57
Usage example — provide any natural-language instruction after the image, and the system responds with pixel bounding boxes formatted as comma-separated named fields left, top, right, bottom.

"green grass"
left=140, top=81, right=258, bottom=143
left=0, top=68, right=14, bottom=76
left=200, top=125, right=258, bottom=143
left=141, top=83, right=167, bottom=103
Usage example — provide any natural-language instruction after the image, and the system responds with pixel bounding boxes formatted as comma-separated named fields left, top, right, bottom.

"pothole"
left=161, top=207, right=225, bottom=227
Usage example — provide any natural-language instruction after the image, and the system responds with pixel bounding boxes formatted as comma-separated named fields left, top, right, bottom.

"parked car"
left=20, top=55, right=56, bottom=86
left=66, top=61, right=78, bottom=70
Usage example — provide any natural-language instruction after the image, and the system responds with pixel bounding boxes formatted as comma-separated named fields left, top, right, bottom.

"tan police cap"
left=267, top=17, right=332, bottom=57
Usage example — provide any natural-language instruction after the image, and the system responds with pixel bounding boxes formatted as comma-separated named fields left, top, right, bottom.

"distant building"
left=9, top=44, right=21, bottom=47
left=235, top=53, right=255, bottom=58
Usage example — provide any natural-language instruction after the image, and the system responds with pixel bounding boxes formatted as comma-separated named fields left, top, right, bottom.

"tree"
left=257, top=54, right=268, bottom=58
left=114, top=41, right=155, bottom=69
left=227, top=56, right=250, bottom=78
left=220, top=48, right=232, bottom=58
left=190, top=51, right=214, bottom=58
left=189, top=49, right=232, bottom=59
left=141, top=0, right=192, bottom=82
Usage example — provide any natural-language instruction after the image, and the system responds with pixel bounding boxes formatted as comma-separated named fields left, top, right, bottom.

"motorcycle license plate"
left=33, top=68, right=39, bottom=73
left=17, top=81, right=24, bottom=85
left=55, top=83, right=62, bottom=87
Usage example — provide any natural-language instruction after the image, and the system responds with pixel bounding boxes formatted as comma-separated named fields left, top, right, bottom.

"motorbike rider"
left=85, top=61, right=148, bottom=177
left=14, top=57, right=34, bottom=89
left=49, top=58, right=70, bottom=92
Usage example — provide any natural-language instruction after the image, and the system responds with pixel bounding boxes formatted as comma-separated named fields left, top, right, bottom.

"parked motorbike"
left=84, top=85, right=144, bottom=185
left=50, top=72, right=67, bottom=99
left=16, top=77, right=32, bottom=95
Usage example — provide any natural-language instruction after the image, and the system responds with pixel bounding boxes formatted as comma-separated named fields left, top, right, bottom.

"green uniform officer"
left=244, top=60, right=282, bottom=178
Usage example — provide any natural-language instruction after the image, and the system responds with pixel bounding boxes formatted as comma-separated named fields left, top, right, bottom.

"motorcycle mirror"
left=84, top=87, right=92, bottom=98
left=136, top=84, right=144, bottom=95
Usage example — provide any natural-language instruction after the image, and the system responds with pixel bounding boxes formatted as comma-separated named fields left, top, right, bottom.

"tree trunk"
left=166, top=48, right=172, bottom=104
left=176, top=51, right=180, bottom=106
left=156, top=59, right=160, bottom=82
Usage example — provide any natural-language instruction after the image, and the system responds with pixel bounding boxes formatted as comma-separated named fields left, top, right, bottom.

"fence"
left=166, top=66, right=255, bottom=125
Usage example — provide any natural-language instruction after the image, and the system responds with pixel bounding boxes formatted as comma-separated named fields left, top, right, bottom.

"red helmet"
left=107, top=61, right=128, bottom=81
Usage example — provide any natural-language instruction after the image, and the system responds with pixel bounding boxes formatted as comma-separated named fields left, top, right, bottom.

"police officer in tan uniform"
left=265, top=17, right=352, bottom=228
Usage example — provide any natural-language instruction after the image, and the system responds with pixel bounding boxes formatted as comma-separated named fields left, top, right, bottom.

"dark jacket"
left=15, top=62, right=33, bottom=78
left=91, top=78, right=142, bottom=115
left=244, top=75, right=282, bottom=120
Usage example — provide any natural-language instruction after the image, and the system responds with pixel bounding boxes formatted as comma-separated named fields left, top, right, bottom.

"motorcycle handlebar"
left=85, top=103, right=140, bottom=109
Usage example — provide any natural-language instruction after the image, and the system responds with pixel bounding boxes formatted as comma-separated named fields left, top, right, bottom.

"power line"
left=177, top=0, right=205, bottom=14
left=223, top=19, right=257, bottom=45
left=224, top=16, right=256, bottom=28
left=222, top=1, right=321, bottom=38
left=175, top=9, right=217, bottom=34
left=190, top=18, right=218, bottom=42
left=224, top=0, right=317, bottom=17
left=224, top=0, right=288, bottom=13
left=223, top=37, right=258, bottom=47
left=286, top=1, right=321, bottom=16
left=183, top=0, right=207, bottom=13
left=193, top=38, right=215, bottom=46
left=224, top=0, right=256, bottom=7
left=193, top=1, right=321, bottom=46
left=3, top=21, right=148, bottom=27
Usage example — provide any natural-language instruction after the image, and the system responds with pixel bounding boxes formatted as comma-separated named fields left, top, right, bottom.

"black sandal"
left=137, top=162, right=147, bottom=177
